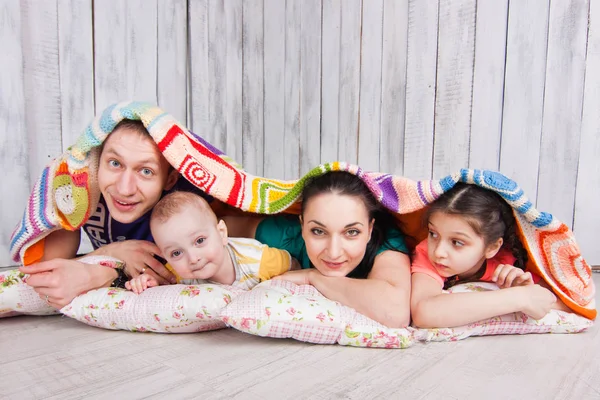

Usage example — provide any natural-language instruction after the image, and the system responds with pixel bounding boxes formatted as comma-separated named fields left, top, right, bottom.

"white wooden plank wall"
left=1, top=0, right=599, bottom=265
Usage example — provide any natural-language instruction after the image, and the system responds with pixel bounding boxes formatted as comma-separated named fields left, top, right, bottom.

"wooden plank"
left=499, top=0, right=550, bottom=200
left=468, top=0, right=509, bottom=171
left=224, top=0, right=243, bottom=164
left=242, top=0, right=264, bottom=176
left=299, top=0, right=322, bottom=176
left=57, top=0, right=94, bottom=151
left=320, top=0, right=341, bottom=164
left=207, top=0, right=227, bottom=151
left=575, top=0, right=600, bottom=265
left=21, top=0, right=63, bottom=187
left=263, top=0, right=286, bottom=178
left=93, top=0, right=158, bottom=113
left=337, top=0, right=362, bottom=166
left=157, top=0, right=187, bottom=125
left=403, top=0, right=438, bottom=180
left=0, top=1, right=28, bottom=265
left=283, top=0, right=301, bottom=179
left=357, top=0, right=383, bottom=172
left=188, top=0, right=209, bottom=136
left=432, top=0, right=476, bottom=178
left=379, top=0, right=409, bottom=176
left=536, top=0, right=588, bottom=228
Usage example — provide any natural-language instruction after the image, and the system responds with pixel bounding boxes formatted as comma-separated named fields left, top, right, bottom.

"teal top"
left=255, top=214, right=408, bottom=270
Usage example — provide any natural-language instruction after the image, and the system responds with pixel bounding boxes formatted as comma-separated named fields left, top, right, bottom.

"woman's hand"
left=492, top=264, right=534, bottom=288
left=519, top=284, right=557, bottom=320
left=125, top=273, right=159, bottom=294
left=20, top=259, right=117, bottom=308
left=93, top=240, right=175, bottom=284
left=272, top=269, right=316, bottom=285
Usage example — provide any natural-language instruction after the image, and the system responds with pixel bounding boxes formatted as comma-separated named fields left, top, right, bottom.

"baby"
left=126, top=191, right=298, bottom=293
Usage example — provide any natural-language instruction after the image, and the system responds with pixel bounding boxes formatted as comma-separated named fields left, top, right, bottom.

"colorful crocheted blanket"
left=9, top=101, right=596, bottom=320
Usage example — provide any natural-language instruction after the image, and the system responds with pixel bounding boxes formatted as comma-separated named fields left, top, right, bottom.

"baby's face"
left=153, top=204, right=228, bottom=280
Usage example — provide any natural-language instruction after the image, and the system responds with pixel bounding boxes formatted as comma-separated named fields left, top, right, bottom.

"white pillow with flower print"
left=0, top=268, right=59, bottom=318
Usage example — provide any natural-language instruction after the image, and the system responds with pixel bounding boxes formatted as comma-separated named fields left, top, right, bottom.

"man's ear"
left=217, top=220, right=228, bottom=245
left=485, top=237, right=504, bottom=259
left=164, top=168, right=179, bottom=191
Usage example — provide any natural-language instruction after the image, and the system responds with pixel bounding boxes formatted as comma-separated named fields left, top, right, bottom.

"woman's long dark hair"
left=300, top=171, right=400, bottom=279
left=426, top=183, right=528, bottom=289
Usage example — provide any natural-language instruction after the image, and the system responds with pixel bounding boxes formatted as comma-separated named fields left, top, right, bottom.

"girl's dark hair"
left=426, top=182, right=528, bottom=289
left=300, top=171, right=399, bottom=279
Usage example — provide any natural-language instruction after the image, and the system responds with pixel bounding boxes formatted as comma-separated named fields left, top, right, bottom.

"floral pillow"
left=221, top=280, right=593, bottom=348
left=0, top=269, right=59, bottom=318
left=61, top=283, right=243, bottom=333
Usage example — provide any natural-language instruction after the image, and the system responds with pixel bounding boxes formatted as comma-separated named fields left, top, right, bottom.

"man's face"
left=97, top=127, right=176, bottom=223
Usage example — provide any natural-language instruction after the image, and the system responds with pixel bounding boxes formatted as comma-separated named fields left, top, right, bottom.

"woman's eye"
left=311, top=228, right=325, bottom=236
left=109, top=159, right=121, bottom=168
left=171, top=250, right=182, bottom=258
left=195, top=237, right=205, bottom=245
left=140, top=168, right=154, bottom=177
left=346, top=229, right=360, bottom=237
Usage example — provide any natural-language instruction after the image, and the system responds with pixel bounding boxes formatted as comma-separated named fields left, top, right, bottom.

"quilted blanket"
left=9, top=101, right=596, bottom=319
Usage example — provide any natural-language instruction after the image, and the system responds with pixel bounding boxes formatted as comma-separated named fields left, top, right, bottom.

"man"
left=20, top=120, right=203, bottom=308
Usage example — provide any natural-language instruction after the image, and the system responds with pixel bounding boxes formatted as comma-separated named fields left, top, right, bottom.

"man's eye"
left=109, top=159, right=121, bottom=168
left=140, top=168, right=154, bottom=177
left=195, top=237, right=205, bottom=245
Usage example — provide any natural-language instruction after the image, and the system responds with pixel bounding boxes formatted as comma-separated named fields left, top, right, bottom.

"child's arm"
left=125, top=273, right=160, bottom=294
left=410, top=272, right=557, bottom=328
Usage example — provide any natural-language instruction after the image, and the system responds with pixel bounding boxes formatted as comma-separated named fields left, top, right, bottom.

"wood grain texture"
left=432, top=0, right=476, bottom=178
left=536, top=0, right=588, bottom=228
left=500, top=0, right=550, bottom=201
left=574, top=1, right=600, bottom=264
left=403, top=0, right=438, bottom=180
left=1, top=274, right=599, bottom=399
left=188, top=0, right=209, bottom=137
left=224, top=0, right=243, bottom=165
left=468, top=0, right=508, bottom=171
left=283, top=0, right=301, bottom=179
left=0, top=0, right=28, bottom=264
left=379, top=0, right=409, bottom=176
left=357, top=0, right=383, bottom=172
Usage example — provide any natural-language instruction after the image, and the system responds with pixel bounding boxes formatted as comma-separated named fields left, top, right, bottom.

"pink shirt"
left=411, top=239, right=520, bottom=287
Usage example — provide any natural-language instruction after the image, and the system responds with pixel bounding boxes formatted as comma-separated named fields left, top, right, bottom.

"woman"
left=224, top=171, right=411, bottom=328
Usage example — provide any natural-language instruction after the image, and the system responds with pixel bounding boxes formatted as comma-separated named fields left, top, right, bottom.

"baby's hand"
left=519, top=285, right=557, bottom=320
left=492, top=264, right=534, bottom=288
left=125, top=273, right=159, bottom=294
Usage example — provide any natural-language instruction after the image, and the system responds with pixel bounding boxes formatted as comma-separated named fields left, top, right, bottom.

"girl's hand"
left=493, top=264, right=534, bottom=288
left=519, top=285, right=557, bottom=319
left=272, top=269, right=316, bottom=285
left=125, top=274, right=159, bottom=294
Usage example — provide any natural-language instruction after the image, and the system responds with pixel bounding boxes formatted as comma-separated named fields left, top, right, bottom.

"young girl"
left=224, top=171, right=412, bottom=328
left=410, top=183, right=558, bottom=328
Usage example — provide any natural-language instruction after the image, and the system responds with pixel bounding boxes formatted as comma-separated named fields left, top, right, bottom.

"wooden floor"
left=1, top=276, right=599, bottom=400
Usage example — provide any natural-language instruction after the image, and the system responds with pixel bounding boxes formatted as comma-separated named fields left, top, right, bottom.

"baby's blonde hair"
left=150, top=191, right=216, bottom=226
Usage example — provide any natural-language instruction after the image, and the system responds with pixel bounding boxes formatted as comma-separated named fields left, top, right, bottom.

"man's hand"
left=93, top=240, right=176, bottom=284
left=20, top=259, right=117, bottom=309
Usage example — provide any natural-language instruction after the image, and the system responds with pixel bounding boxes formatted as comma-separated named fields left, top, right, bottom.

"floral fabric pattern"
left=0, top=269, right=59, bottom=318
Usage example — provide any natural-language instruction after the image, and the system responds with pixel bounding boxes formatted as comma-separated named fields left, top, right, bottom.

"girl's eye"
left=140, top=168, right=154, bottom=177
left=452, top=240, right=464, bottom=247
left=109, top=159, right=121, bottom=168
left=346, top=229, right=360, bottom=237
left=171, top=250, right=182, bottom=258
left=195, top=237, right=205, bottom=245
left=428, top=230, right=438, bottom=239
left=311, top=228, right=325, bottom=236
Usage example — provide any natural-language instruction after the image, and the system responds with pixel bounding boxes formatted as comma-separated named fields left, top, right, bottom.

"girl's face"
left=301, top=192, right=374, bottom=277
left=427, top=212, right=502, bottom=279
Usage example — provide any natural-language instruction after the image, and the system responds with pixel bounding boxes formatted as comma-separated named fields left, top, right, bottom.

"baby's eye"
left=108, top=159, right=121, bottom=168
left=195, top=237, right=205, bottom=245
left=311, top=228, right=325, bottom=236
left=171, top=250, right=182, bottom=258
left=140, top=168, right=154, bottom=177
left=346, top=229, right=360, bottom=237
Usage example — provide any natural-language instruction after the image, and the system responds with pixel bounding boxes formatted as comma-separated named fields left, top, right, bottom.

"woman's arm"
left=307, top=250, right=411, bottom=328
left=410, top=273, right=557, bottom=328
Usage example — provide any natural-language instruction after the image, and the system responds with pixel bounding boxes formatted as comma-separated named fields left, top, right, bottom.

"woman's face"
left=301, top=192, right=374, bottom=277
